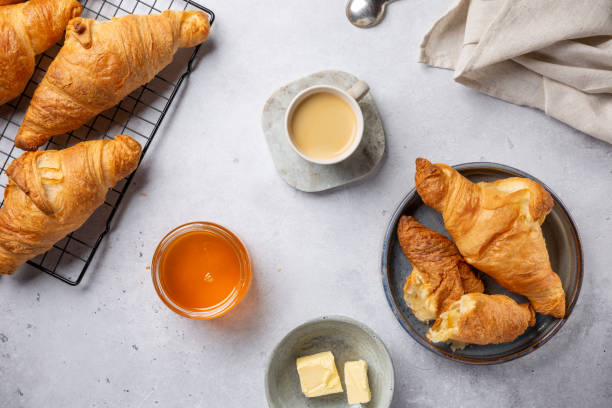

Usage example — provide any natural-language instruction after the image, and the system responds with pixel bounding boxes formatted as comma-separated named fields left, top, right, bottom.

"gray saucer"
left=265, top=316, right=394, bottom=407
left=262, top=70, right=385, bottom=192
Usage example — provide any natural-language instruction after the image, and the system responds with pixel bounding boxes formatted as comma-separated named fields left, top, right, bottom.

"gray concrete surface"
left=1, top=0, right=611, bottom=407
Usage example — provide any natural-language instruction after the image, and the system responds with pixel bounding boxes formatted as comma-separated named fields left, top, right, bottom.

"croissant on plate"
left=415, top=158, right=565, bottom=317
left=0, top=0, right=82, bottom=105
left=427, top=293, right=535, bottom=348
left=15, top=10, right=210, bottom=151
left=398, top=215, right=484, bottom=322
left=0, top=135, right=142, bottom=274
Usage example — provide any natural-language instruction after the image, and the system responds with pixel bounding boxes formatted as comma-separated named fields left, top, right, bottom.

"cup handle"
left=347, top=80, right=369, bottom=102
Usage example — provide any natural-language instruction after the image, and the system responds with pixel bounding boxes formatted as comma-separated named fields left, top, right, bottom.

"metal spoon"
left=345, top=0, right=392, bottom=28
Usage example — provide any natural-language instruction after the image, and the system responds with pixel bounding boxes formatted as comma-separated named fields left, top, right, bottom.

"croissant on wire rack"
left=427, top=293, right=535, bottom=348
left=415, top=158, right=565, bottom=317
left=15, top=10, right=210, bottom=151
left=398, top=215, right=484, bottom=322
left=0, top=0, right=82, bottom=105
left=0, top=135, right=142, bottom=275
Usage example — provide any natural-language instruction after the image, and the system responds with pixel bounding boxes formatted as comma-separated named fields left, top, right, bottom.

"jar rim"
left=151, top=221, right=251, bottom=319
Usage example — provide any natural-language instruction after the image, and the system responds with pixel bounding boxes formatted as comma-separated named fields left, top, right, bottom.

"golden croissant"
left=415, top=158, right=565, bottom=317
left=0, top=135, right=142, bottom=274
left=398, top=216, right=484, bottom=322
left=0, top=0, right=82, bottom=106
left=15, top=10, right=210, bottom=151
left=427, top=293, right=535, bottom=347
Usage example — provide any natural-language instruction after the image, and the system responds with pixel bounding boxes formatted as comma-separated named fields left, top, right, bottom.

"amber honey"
left=152, top=222, right=251, bottom=319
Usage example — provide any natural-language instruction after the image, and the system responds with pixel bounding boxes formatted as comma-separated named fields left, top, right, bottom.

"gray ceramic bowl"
left=265, top=316, right=394, bottom=407
left=381, top=162, right=583, bottom=364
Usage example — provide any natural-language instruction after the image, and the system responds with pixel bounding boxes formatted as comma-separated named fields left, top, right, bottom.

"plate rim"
left=380, top=161, right=583, bottom=365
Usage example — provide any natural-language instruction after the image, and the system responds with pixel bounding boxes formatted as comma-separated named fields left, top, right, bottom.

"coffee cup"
left=285, top=81, right=369, bottom=165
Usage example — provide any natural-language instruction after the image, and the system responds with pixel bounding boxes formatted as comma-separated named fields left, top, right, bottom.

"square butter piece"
left=344, top=360, right=371, bottom=405
left=296, top=351, right=343, bottom=398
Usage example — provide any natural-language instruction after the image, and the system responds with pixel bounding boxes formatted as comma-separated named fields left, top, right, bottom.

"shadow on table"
left=207, top=266, right=262, bottom=331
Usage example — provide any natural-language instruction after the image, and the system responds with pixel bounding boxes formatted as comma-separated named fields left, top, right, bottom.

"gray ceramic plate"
left=381, top=162, right=583, bottom=364
left=265, top=316, right=394, bottom=407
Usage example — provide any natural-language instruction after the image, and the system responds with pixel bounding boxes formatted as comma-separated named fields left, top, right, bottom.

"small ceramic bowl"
left=381, top=162, right=583, bottom=364
left=265, top=316, right=394, bottom=407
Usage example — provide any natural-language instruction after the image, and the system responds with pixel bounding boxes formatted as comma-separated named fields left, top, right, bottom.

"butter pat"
left=344, top=360, right=371, bottom=405
left=296, top=351, right=343, bottom=398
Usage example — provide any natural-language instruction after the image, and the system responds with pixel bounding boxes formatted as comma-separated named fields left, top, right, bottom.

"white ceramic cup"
left=285, top=81, right=370, bottom=165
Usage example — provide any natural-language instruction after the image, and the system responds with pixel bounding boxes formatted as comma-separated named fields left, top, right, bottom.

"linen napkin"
left=420, top=0, right=612, bottom=144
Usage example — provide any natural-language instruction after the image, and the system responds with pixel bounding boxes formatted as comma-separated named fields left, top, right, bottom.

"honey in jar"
left=152, top=222, right=251, bottom=319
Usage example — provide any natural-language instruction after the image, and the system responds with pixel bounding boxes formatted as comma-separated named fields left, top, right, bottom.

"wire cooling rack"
left=0, top=0, right=214, bottom=285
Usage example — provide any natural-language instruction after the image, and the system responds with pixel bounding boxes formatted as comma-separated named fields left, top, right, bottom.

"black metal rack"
left=0, top=0, right=214, bottom=285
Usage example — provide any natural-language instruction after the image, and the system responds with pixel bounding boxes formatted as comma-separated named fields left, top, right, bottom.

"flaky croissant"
left=427, top=293, right=535, bottom=347
left=398, top=216, right=483, bottom=322
left=15, top=10, right=210, bottom=151
left=0, top=0, right=82, bottom=106
left=0, top=135, right=142, bottom=274
left=415, top=158, right=565, bottom=317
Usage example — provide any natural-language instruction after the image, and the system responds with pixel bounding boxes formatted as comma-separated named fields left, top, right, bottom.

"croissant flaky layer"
left=0, top=0, right=82, bottom=105
left=398, top=216, right=483, bottom=321
left=415, top=158, right=566, bottom=317
left=15, top=10, right=210, bottom=150
left=427, top=293, right=536, bottom=346
left=0, top=135, right=142, bottom=274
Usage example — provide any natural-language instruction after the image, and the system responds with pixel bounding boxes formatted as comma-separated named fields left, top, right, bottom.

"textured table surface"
left=1, top=1, right=611, bottom=407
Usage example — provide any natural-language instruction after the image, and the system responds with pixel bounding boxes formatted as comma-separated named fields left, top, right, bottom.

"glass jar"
left=152, top=222, right=251, bottom=319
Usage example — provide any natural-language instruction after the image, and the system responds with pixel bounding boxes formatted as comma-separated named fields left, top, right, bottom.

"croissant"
left=415, top=158, right=565, bottom=317
left=0, top=135, right=142, bottom=274
left=398, top=216, right=484, bottom=322
left=427, top=293, right=535, bottom=347
left=14, top=10, right=210, bottom=151
left=0, top=0, right=23, bottom=5
left=0, top=0, right=82, bottom=106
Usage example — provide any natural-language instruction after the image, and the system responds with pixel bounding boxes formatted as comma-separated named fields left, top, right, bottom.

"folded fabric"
left=420, top=0, right=612, bottom=144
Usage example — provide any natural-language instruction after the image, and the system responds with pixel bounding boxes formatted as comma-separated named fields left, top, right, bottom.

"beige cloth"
left=420, top=0, right=612, bottom=144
